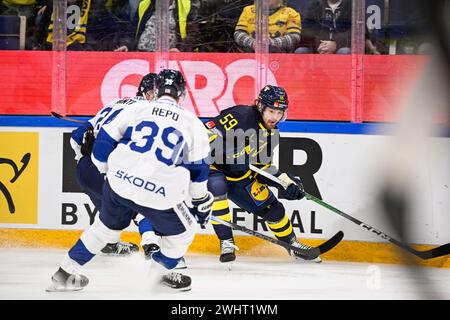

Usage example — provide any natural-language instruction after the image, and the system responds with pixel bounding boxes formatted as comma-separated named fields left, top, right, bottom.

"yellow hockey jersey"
left=235, top=4, right=301, bottom=38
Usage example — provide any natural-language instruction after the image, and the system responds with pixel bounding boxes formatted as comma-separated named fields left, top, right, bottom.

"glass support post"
left=155, top=0, right=170, bottom=73
left=254, top=0, right=269, bottom=96
left=51, top=0, right=67, bottom=115
left=351, top=0, right=366, bottom=123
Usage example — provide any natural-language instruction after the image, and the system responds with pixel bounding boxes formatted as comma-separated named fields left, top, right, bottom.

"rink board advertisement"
left=0, top=51, right=426, bottom=122
left=0, top=126, right=449, bottom=246
left=0, top=132, right=39, bottom=224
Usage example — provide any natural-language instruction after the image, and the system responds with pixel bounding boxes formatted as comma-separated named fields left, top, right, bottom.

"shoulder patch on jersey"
left=205, top=120, right=216, bottom=129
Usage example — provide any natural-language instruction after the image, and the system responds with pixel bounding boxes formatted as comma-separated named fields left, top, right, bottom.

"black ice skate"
left=160, top=272, right=191, bottom=291
left=142, top=243, right=161, bottom=260
left=46, top=267, right=89, bottom=292
left=219, top=238, right=237, bottom=263
left=101, top=242, right=139, bottom=256
left=289, top=237, right=322, bottom=263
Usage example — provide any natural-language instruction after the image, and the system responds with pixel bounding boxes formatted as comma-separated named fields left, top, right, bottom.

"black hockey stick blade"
left=51, top=111, right=86, bottom=124
left=317, top=230, right=344, bottom=255
left=413, top=243, right=450, bottom=260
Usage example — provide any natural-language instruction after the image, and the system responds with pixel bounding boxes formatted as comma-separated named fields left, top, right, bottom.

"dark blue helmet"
left=137, top=73, right=156, bottom=97
left=257, top=85, right=288, bottom=121
left=156, top=69, right=186, bottom=99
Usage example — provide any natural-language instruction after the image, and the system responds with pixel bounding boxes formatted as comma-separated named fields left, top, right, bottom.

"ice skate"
left=142, top=243, right=161, bottom=260
left=101, top=241, right=139, bottom=256
left=289, top=237, right=322, bottom=263
left=160, top=271, right=192, bottom=291
left=219, top=238, right=238, bottom=270
left=46, top=267, right=89, bottom=292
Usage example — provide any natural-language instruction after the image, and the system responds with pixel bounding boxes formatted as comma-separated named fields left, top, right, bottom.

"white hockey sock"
left=60, top=253, right=83, bottom=274
left=80, top=217, right=121, bottom=254
left=140, top=231, right=160, bottom=247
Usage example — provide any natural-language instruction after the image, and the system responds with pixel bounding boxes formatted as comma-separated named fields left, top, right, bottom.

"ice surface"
left=0, top=248, right=449, bottom=300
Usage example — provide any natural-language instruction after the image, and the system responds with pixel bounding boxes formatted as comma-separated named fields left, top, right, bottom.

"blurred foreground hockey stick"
left=211, top=217, right=344, bottom=260
left=51, top=112, right=86, bottom=124
left=249, top=164, right=450, bottom=260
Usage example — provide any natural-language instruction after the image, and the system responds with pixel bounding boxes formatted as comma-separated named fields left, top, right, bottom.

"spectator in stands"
left=234, top=0, right=301, bottom=53
left=295, top=0, right=351, bottom=54
left=365, top=26, right=384, bottom=55
left=126, top=0, right=138, bottom=21
left=37, top=0, right=92, bottom=50
left=84, top=0, right=133, bottom=51
left=1, top=0, right=37, bottom=19
left=114, top=0, right=201, bottom=52
left=395, top=0, right=436, bottom=56
left=194, top=0, right=253, bottom=52
left=365, top=37, right=381, bottom=55
left=34, top=0, right=132, bottom=51
left=31, top=0, right=50, bottom=50
left=1, top=0, right=42, bottom=49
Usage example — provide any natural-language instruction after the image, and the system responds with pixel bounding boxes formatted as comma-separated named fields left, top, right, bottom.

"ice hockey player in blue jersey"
left=47, top=69, right=212, bottom=292
left=69, top=72, right=187, bottom=268
left=206, top=85, right=322, bottom=264
left=69, top=73, right=159, bottom=257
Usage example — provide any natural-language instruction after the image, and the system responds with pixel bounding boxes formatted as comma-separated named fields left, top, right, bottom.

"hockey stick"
left=211, top=216, right=343, bottom=260
left=51, top=112, right=87, bottom=124
left=305, top=193, right=450, bottom=260
left=249, top=164, right=450, bottom=260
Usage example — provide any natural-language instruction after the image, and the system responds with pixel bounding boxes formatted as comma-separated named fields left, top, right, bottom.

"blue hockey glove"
left=191, top=192, right=214, bottom=227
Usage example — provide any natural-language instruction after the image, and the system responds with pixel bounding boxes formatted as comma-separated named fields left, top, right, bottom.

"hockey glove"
left=81, top=126, right=95, bottom=156
left=278, top=173, right=305, bottom=200
left=191, top=192, right=214, bottom=227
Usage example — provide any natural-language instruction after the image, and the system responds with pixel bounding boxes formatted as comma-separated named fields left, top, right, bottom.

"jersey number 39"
left=129, top=121, right=184, bottom=166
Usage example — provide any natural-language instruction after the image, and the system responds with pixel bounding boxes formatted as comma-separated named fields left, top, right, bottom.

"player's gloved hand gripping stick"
left=191, top=192, right=214, bottom=227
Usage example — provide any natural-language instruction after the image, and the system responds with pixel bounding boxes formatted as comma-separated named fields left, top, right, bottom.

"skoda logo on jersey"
left=114, top=170, right=166, bottom=197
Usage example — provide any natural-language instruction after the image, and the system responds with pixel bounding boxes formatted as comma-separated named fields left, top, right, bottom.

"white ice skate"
left=46, top=267, right=89, bottom=292
left=220, top=238, right=239, bottom=270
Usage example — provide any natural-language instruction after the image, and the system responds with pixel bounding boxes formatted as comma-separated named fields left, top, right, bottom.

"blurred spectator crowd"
left=0, top=0, right=436, bottom=54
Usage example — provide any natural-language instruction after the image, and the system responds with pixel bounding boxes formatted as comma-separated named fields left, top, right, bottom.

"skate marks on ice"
left=0, top=248, right=449, bottom=299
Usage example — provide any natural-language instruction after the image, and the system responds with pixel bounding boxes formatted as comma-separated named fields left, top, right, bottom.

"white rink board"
left=0, top=126, right=449, bottom=245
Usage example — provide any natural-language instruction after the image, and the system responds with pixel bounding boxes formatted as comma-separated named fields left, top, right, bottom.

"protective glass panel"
left=0, top=0, right=444, bottom=120
left=279, top=0, right=353, bottom=121
left=362, top=0, right=437, bottom=122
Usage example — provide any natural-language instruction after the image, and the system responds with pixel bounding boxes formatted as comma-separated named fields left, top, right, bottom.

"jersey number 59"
left=219, top=113, right=238, bottom=131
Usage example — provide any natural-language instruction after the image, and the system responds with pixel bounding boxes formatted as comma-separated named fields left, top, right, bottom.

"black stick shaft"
left=305, top=193, right=414, bottom=255
left=305, top=193, right=450, bottom=259
left=51, top=112, right=86, bottom=124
